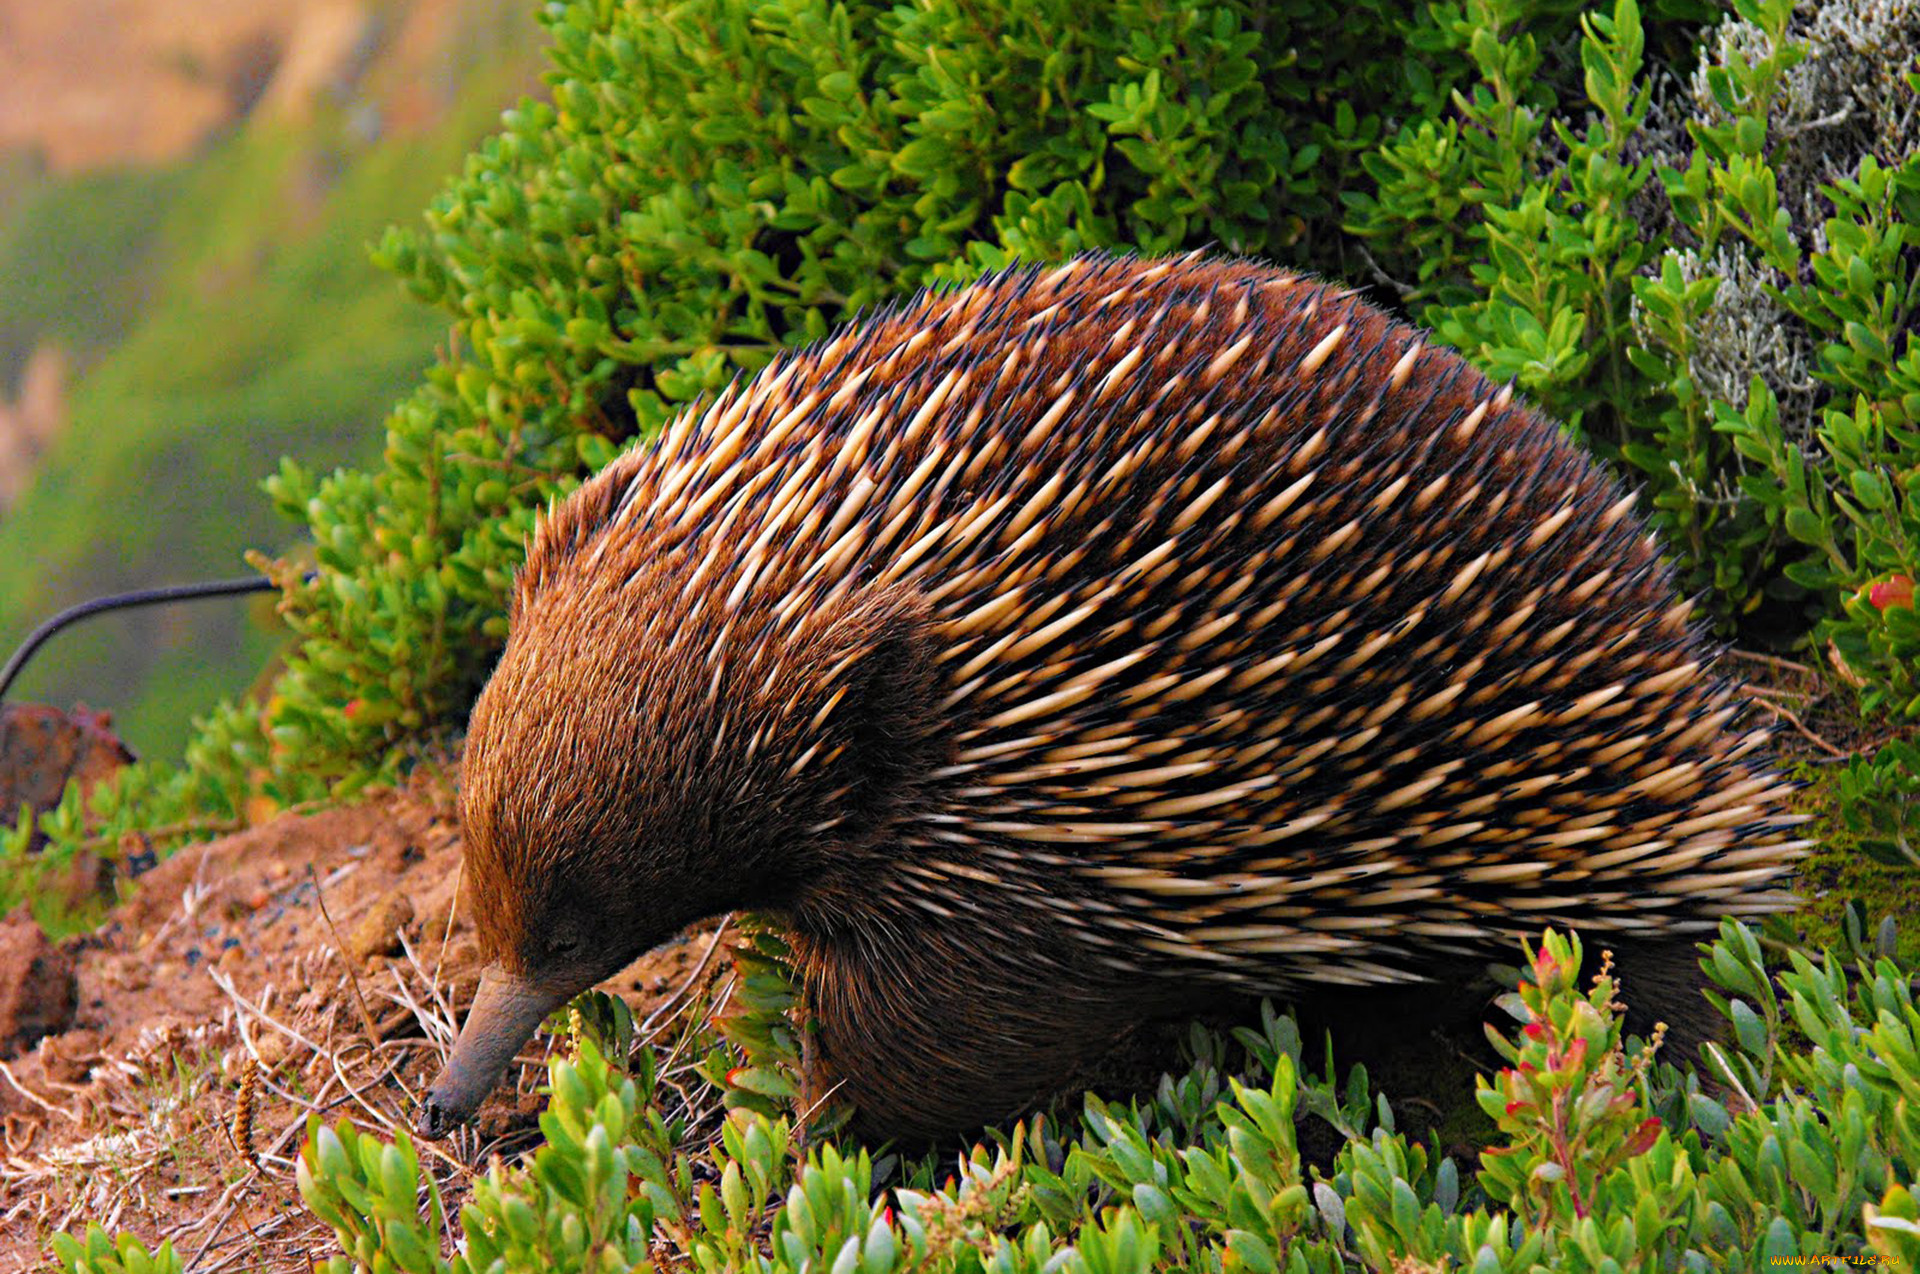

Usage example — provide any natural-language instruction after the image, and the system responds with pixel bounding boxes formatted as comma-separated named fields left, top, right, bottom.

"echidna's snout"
left=419, top=965, right=568, bottom=1139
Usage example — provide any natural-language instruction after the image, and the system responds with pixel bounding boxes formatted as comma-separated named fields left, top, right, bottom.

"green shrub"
left=1342, top=0, right=1919, bottom=872
left=1345, top=0, right=1661, bottom=438
left=1833, top=738, right=1920, bottom=869
left=48, top=1228, right=183, bottom=1274
left=252, top=0, right=1505, bottom=801
left=59, top=921, right=1920, bottom=1271
left=18, top=0, right=1708, bottom=880
left=1348, top=0, right=1920, bottom=658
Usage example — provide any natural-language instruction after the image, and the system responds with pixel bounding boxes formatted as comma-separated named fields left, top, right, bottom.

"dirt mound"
left=0, top=704, right=134, bottom=822
left=0, top=916, right=77, bottom=1058
left=0, top=776, right=730, bottom=1271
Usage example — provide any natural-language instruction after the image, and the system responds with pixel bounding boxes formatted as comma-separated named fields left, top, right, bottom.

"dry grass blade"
left=639, top=916, right=734, bottom=1040
left=394, top=926, right=462, bottom=1053
left=1730, top=647, right=1815, bottom=675
left=1753, top=696, right=1848, bottom=758
left=310, top=862, right=383, bottom=1049
left=0, top=787, right=740, bottom=1271
left=208, top=967, right=326, bottom=1058
left=0, top=1059, right=78, bottom=1123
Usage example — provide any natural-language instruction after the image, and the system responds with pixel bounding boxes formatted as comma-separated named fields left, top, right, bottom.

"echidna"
left=421, top=252, right=1803, bottom=1142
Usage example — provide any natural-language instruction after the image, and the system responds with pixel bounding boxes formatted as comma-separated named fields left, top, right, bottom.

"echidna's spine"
left=506, top=251, right=1802, bottom=992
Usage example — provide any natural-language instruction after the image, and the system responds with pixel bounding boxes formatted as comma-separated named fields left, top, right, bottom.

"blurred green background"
left=0, top=0, right=543, bottom=760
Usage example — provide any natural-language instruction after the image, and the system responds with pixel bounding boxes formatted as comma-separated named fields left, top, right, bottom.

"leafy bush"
left=55, top=921, right=1920, bottom=1271
left=247, top=0, right=1549, bottom=801
left=13, top=0, right=1716, bottom=886
left=1833, top=737, right=1920, bottom=868
left=1348, top=0, right=1920, bottom=661
left=1341, top=0, right=1919, bottom=877
left=1345, top=0, right=1662, bottom=438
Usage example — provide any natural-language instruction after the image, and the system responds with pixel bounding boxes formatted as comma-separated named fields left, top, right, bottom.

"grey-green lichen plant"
left=1633, top=0, right=1920, bottom=462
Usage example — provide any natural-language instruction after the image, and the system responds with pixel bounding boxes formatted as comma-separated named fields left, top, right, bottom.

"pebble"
left=346, top=891, right=416, bottom=963
left=255, top=1030, right=291, bottom=1070
left=0, top=913, right=78, bottom=1057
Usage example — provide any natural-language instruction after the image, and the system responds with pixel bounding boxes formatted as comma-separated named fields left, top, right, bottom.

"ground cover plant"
left=6, top=0, right=1918, bottom=1267
left=51, top=921, right=1920, bottom=1271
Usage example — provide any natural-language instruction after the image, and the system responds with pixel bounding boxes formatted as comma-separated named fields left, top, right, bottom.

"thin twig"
left=640, top=916, right=734, bottom=1036
left=1729, top=647, right=1815, bottom=676
left=0, top=1059, right=78, bottom=1123
left=180, top=1177, right=252, bottom=1266
left=1754, top=697, right=1848, bottom=758
left=77, top=816, right=245, bottom=853
left=1350, top=242, right=1414, bottom=301
left=796, top=1078, right=849, bottom=1134
left=207, top=968, right=327, bottom=1058
left=309, top=864, right=382, bottom=1050
left=396, top=926, right=459, bottom=1050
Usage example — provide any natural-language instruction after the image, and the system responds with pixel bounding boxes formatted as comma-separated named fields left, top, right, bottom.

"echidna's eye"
left=548, top=936, right=580, bottom=959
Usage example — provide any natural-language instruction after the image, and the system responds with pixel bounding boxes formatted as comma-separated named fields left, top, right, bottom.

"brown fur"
left=456, top=252, right=1805, bottom=1140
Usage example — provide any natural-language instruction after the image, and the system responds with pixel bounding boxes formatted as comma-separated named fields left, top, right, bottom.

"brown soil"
left=0, top=774, right=732, bottom=1271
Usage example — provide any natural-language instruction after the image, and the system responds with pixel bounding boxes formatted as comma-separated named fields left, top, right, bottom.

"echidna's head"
left=420, top=482, right=939, bottom=1136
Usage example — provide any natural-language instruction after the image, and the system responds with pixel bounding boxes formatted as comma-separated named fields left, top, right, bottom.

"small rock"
left=0, top=705, right=134, bottom=848
left=347, top=891, right=415, bottom=963
left=36, top=1028, right=103, bottom=1083
left=476, top=1088, right=545, bottom=1140
left=254, top=1030, right=291, bottom=1071
left=0, top=910, right=78, bottom=1058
